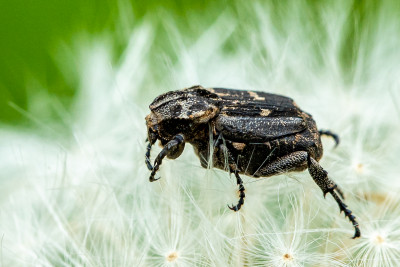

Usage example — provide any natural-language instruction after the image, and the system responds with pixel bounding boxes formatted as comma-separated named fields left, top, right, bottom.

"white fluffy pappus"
left=1, top=1, right=400, bottom=266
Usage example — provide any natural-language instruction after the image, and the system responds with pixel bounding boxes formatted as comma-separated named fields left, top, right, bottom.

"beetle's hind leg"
left=319, top=130, right=340, bottom=147
left=255, top=151, right=360, bottom=238
left=307, top=154, right=360, bottom=239
left=149, top=134, right=185, bottom=182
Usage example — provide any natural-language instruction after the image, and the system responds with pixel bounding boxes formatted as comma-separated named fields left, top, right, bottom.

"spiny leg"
left=319, top=130, right=340, bottom=147
left=255, top=151, right=308, bottom=177
left=228, top=171, right=245, bottom=211
left=255, top=151, right=344, bottom=199
left=307, top=154, right=360, bottom=239
left=149, top=134, right=185, bottom=182
left=255, top=151, right=359, bottom=238
left=220, top=144, right=246, bottom=212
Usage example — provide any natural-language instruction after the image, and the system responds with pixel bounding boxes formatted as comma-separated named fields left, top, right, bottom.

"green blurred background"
left=0, top=0, right=398, bottom=125
left=0, top=0, right=224, bottom=124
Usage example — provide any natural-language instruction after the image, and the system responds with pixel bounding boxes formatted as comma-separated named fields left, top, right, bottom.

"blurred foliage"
left=0, top=0, right=231, bottom=124
left=0, top=0, right=399, bottom=124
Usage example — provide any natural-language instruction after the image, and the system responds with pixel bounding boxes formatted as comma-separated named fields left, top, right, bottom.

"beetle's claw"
left=149, top=176, right=160, bottom=182
left=228, top=204, right=238, bottom=211
left=333, top=137, right=340, bottom=148
left=352, top=224, right=361, bottom=239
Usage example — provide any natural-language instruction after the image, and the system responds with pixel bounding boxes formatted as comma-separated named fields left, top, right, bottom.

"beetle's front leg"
left=219, top=144, right=246, bottom=212
left=145, top=139, right=155, bottom=170
left=149, top=134, right=185, bottom=182
left=145, top=130, right=158, bottom=170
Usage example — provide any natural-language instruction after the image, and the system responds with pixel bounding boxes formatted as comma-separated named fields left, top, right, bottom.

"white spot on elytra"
left=260, top=109, right=271, bottom=116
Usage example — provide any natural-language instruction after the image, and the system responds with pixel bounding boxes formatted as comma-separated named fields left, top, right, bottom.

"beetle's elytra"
left=145, top=85, right=360, bottom=239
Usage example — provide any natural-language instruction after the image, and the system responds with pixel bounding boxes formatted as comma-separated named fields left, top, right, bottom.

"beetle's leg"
left=307, top=153, right=360, bottom=239
left=254, top=151, right=308, bottom=177
left=319, top=130, right=340, bottom=147
left=145, top=131, right=158, bottom=170
left=149, top=134, right=185, bottom=182
left=145, top=140, right=154, bottom=170
left=220, top=144, right=246, bottom=212
left=228, top=171, right=245, bottom=211
left=317, top=130, right=344, bottom=198
left=255, top=151, right=360, bottom=238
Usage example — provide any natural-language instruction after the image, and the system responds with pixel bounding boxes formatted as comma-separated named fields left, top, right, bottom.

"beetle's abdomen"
left=209, top=113, right=323, bottom=178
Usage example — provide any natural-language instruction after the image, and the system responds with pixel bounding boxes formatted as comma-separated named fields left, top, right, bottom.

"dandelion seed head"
left=370, top=232, right=386, bottom=246
left=347, top=193, right=400, bottom=266
left=282, top=252, right=294, bottom=263
left=166, top=251, right=179, bottom=262
left=353, top=162, right=366, bottom=174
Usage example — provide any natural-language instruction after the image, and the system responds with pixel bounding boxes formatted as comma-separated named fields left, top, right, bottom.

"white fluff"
left=1, top=1, right=400, bottom=266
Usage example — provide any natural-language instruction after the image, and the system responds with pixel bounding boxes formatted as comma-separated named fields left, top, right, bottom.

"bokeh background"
left=1, top=0, right=400, bottom=266
left=2, top=0, right=397, bottom=125
left=1, top=0, right=256, bottom=125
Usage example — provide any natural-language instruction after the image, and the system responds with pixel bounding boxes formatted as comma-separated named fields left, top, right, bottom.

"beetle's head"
left=146, top=85, right=220, bottom=141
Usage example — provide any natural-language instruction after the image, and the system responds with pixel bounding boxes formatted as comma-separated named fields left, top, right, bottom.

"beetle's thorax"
left=146, top=86, right=221, bottom=142
left=148, top=86, right=220, bottom=121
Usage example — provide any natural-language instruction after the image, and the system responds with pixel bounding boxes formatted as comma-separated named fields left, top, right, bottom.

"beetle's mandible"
left=145, top=85, right=360, bottom=239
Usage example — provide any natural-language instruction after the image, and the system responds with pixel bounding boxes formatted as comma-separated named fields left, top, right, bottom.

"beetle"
left=145, top=85, right=360, bottom=239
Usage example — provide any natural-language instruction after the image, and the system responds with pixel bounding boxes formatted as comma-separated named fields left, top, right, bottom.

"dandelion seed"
left=371, top=233, right=385, bottom=246
left=354, top=162, right=364, bottom=174
left=166, top=251, right=179, bottom=262
left=282, top=252, right=294, bottom=262
left=347, top=194, right=400, bottom=266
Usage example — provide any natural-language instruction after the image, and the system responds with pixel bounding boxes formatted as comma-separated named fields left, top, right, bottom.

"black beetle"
left=145, top=85, right=360, bottom=239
